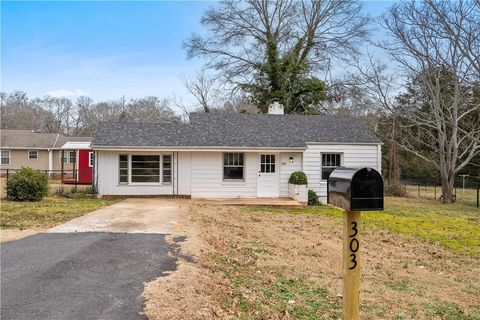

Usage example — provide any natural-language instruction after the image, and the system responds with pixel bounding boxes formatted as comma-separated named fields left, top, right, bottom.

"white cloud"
left=43, top=89, right=90, bottom=98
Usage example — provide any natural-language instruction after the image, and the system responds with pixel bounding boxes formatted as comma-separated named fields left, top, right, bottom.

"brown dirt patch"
left=142, top=205, right=480, bottom=319
left=0, top=228, right=40, bottom=243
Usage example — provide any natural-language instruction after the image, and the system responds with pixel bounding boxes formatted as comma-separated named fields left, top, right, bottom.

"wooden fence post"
left=343, top=210, right=361, bottom=320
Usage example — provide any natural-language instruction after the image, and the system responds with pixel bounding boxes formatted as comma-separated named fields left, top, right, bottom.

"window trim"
left=162, top=154, right=172, bottom=185
left=223, top=152, right=245, bottom=181
left=260, top=154, right=276, bottom=174
left=28, top=150, right=38, bottom=160
left=119, top=154, right=129, bottom=185
left=61, top=150, right=77, bottom=164
left=1, top=150, right=10, bottom=165
left=117, top=153, right=174, bottom=185
left=130, top=154, right=161, bottom=184
left=321, top=152, right=343, bottom=181
left=88, top=152, right=94, bottom=167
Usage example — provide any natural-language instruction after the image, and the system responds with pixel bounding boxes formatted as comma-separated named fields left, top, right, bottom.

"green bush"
left=6, top=167, right=49, bottom=201
left=308, top=189, right=319, bottom=206
left=289, top=171, right=308, bottom=185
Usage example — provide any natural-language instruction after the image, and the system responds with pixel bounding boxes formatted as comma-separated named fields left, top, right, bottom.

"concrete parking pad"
left=47, top=198, right=189, bottom=234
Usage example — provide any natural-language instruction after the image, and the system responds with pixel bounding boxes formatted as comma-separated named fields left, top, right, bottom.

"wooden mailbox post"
left=328, top=167, right=384, bottom=320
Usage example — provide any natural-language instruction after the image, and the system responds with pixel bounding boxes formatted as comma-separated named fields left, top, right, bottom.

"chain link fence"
left=398, top=177, right=479, bottom=208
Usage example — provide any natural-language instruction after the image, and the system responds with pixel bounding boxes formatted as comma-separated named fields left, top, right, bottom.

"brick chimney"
left=268, top=101, right=284, bottom=115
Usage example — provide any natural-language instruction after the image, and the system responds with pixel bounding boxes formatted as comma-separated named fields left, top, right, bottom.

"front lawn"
left=279, top=196, right=480, bottom=256
left=143, top=196, right=480, bottom=320
left=1, top=196, right=117, bottom=230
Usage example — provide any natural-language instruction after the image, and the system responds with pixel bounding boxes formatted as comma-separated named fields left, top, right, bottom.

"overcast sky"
left=1, top=1, right=393, bottom=104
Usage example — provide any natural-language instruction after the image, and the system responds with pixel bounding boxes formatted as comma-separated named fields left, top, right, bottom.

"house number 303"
left=349, top=221, right=359, bottom=270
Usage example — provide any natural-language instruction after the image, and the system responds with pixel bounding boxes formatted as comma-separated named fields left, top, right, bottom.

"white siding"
left=191, top=152, right=258, bottom=198
left=96, top=150, right=174, bottom=196
left=279, top=152, right=303, bottom=197
left=177, top=151, right=191, bottom=195
left=303, top=144, right=381, bottom=203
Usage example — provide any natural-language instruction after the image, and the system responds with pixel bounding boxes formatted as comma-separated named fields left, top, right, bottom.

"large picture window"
left=321, top=153, right=342, bottom=180
left=1, top=150, right=10, bottom=164
left=118, top=154, right=172, bottom=184
left=131, top=155, right=160, bottom=183
left=223, top=152, right=244, bottom=180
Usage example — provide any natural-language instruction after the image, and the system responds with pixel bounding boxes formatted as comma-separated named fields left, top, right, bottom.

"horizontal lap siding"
left=191, top=152, right=257, bottom=198
left=177, top=151, right=191, bottom=195
left=97, top=151, right=174, bottom=196
left=303, top=144, right=381, bottom=203
left=279, top=152, right=303, bottom=197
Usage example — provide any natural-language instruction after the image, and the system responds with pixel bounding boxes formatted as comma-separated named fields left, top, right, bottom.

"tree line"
left=0, top=92, right=179, bottom=136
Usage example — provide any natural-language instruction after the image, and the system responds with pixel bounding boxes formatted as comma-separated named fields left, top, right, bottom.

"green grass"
left=1, top=196, right=117, bottom=229
left=243, top=196, right=480, bottom=256
left=211, top=242, right=341, bottom=320
left=422, top=300, right=480, bottom=320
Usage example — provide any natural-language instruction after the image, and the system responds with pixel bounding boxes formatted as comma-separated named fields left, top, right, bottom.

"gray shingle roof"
left=92, top=113, right=381, bottom=148
left=0, top=130, right=92, bottom=149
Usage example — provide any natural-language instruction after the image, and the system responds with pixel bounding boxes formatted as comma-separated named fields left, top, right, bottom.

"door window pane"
left=260, top=154, right=276, bottom=173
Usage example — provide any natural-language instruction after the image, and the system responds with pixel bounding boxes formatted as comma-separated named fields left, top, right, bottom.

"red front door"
left=77, top=150, right=93, bottom=184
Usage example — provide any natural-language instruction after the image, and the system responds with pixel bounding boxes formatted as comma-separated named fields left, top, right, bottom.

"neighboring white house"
left=91, top=103, right=382, bottom=203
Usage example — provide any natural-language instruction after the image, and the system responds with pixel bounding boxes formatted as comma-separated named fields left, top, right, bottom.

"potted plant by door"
left=288, top=171, right=308, bottom=203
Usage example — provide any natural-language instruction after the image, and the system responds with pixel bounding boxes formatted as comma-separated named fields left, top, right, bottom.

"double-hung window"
left=223, top=153, right=244, bottom=180
left=321, top=153, right=342, bottom=180
left=1, top=150, right=10, bottom=164
left=28, top=150, right=38, bottom=159
left=131, top=155, right=160, bottom=183
left=62, top=151, right=76, bottom=164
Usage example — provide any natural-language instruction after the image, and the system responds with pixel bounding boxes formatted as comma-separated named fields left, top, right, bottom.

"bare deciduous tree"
left=184, top=0, right=369, bottom=113
left=358, top=0, right=480, bottom=202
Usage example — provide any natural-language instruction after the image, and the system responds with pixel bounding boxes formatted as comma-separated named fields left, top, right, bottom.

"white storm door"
left=257, top=154, right=280, bottom=198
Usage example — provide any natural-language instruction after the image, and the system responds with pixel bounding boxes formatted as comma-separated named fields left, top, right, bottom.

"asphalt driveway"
left=1, top=199, right=189, bottom=320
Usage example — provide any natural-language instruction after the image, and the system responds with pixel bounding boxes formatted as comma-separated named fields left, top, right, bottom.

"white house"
left=91, top=103, right=382, bottom=203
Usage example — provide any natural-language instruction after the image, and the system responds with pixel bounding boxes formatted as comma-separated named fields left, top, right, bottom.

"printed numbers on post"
left=349, top=221, right=359, bottom=270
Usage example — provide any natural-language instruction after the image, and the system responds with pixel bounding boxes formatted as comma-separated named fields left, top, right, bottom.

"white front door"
left=257, top=154, right=280, bottom=198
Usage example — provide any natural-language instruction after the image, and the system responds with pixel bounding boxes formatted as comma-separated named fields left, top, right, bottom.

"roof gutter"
left=91, top=145, right=307, bottom=152
left=304, top=141, right=384, bottom=145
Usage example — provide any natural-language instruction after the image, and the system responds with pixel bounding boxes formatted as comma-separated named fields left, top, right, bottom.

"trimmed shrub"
left=288, top=171, right=308, bottom=185
left=6, top=167, right=49, bottom=201
left=308, top=189, right=319, bottom=205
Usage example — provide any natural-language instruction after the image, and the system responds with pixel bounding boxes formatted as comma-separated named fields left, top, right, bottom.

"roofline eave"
left=91, top=145, right=307, bottom=152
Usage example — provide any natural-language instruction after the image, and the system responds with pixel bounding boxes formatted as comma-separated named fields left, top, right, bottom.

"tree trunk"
left=440, top=171, right=455, bottom=203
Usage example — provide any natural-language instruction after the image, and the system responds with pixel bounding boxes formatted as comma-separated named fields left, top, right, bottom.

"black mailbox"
left=328, top=167, right=384, bottom=211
